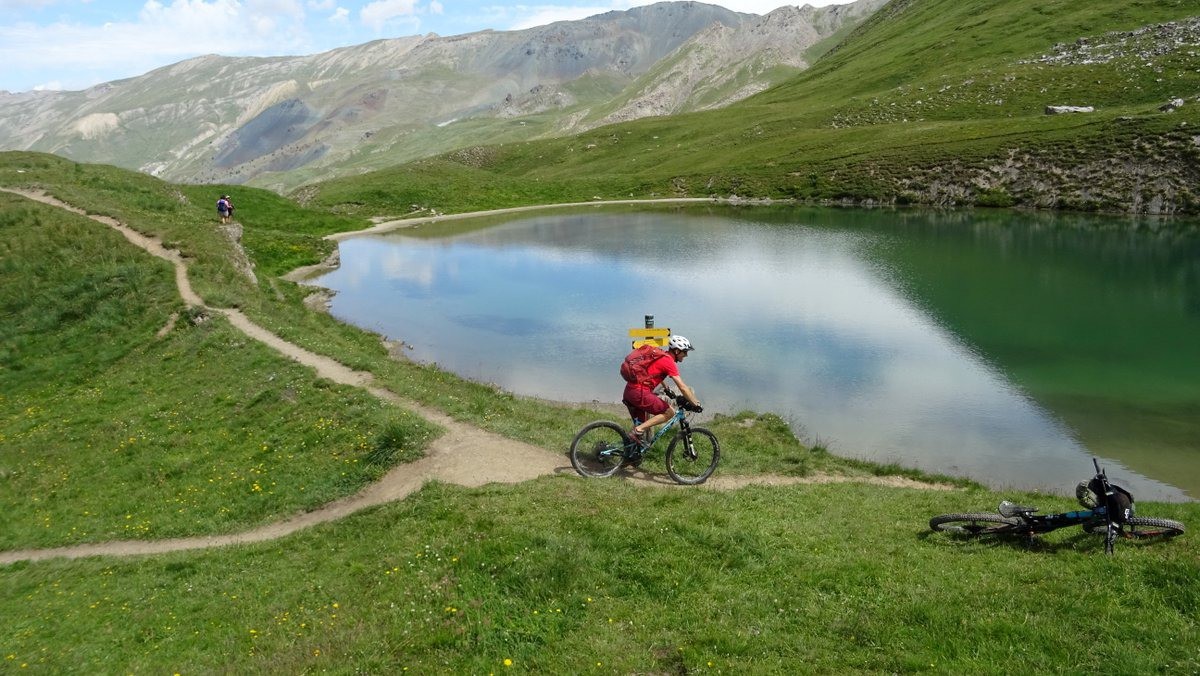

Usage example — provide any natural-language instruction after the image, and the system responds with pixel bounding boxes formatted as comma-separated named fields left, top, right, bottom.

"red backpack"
left=620, top=344, right=667, bottom=387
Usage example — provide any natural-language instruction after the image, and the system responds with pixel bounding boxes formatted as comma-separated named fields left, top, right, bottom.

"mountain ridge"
left=0, top=1, right=885, bottom=192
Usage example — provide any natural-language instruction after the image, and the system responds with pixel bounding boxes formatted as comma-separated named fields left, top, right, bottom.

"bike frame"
left=1000, top=458, right=1126, bottom=553
left=629, top=406, right=692, bottom=454
left=628, top=387, right=695, bottom=453
left=1002, top=505, right=1108, bottom=534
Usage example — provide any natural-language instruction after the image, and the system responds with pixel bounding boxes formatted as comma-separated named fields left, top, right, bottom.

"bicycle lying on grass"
left=930, top=458, right=1184, bottom=554
left=570, top=387, right=720, bottom=485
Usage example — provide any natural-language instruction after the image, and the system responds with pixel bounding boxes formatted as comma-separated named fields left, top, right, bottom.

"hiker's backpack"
left=217, top=198, right=229, bottom=211
left=620, top=344, right=667, bottom=387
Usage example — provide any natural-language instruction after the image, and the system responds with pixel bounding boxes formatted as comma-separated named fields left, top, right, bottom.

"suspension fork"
left=678, top=416, right=697, bottom=459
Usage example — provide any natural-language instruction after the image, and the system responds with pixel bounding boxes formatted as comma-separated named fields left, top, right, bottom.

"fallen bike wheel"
left=929, top=513, right=1023, bottom=536
left=1124, top=516, right=1185, bottom=540
left=1083, top=516, right=1186, bottom=539
left=666, top=427, right=720, bottom=485
left=570, top=421, right=628, bottom=478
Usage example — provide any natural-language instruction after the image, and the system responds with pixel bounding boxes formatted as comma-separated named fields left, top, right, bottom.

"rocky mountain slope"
left=0, top=1, right=885, bottom=192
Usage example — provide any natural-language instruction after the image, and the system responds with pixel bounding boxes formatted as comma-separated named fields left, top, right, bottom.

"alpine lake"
left=302, top=204, right=1200, bottom=502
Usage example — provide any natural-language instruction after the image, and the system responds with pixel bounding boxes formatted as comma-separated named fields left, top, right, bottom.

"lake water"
left=306, top=204, right=1200, bottom=501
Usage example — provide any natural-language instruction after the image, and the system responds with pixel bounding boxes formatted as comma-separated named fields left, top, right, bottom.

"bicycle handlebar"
left=660, top=386, right=702, bottom=413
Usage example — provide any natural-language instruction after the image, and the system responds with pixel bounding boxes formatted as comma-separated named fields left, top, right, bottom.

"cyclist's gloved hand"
left=685, top=401, right=703, bottom=413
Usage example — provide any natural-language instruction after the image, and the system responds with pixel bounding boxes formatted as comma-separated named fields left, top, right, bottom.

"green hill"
left=303, top=0, right=1200, bottom=217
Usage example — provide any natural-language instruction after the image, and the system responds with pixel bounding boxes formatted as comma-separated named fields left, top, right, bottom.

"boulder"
left=1159, top=98, right=1185, bottom=112
left=1045, top=105, right=1094, bottom=115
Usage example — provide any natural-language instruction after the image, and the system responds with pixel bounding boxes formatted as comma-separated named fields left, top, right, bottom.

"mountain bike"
left=929, top=458, right=1184, bottom=554
left=569, top=387, right=719, bottom=485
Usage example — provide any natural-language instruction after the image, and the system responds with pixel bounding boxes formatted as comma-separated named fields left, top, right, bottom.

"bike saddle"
left=999, top=500, right=1038, bottom=517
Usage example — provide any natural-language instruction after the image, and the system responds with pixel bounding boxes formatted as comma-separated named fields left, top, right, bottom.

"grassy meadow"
left=0, top=480, right=1195, bottom=673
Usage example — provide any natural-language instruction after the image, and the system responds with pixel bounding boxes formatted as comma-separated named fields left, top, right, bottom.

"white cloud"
left=135, top=0, right=304, bottom=42
left=330, top=6, right=349, bottom=22
left=429, top=0, right=442, bottom=15
left=31, top=80, right=63, bottom=91
left=0, top=0, right=316, bottom=91
left=360, top=0, right=418, bottom=31
left=306, top=0, right=335, bottom=8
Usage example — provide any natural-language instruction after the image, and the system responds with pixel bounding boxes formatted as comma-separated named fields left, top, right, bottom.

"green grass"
left=175, top=184, right=363, bottom=280
left=1, top=479, right=1196, bottom=672
left=0, top=189, right=438, bottom=549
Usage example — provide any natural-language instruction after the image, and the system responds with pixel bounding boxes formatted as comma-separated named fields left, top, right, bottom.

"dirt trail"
left=0, top=189, right=949, bottom=565
left=329, top=197, right=720, bottom=241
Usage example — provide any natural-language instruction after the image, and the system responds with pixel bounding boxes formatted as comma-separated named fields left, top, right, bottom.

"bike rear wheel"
left=1123, top=516, right=1185, bottom=540
left=570, top=421, right=629, bottom=478
left=929, top=513, right=1023, bottom=536
left=666, top=427, right=720, bottom=485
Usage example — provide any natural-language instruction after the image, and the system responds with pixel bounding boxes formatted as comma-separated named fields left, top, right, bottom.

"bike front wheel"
left=666, top=427, right=720, bottom=485
left=1084, top=516, right=1186, bottom=539
left=1124, top=516, right=1185, bottom=540
left=570, top=421, right=629, bottom=478
left=929, top=513, right=1024, bottom=536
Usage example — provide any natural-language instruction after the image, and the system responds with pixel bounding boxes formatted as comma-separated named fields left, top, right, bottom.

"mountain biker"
left=624, top=334, right=702, bottom=447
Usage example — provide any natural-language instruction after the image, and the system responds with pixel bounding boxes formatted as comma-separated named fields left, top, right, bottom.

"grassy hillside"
left=302, top=0, right=1200, bottom=216
left=0, top=186, right=437, bottom=549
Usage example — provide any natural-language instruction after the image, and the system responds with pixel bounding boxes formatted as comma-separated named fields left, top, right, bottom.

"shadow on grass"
left=921, top=528, right=1182, bottom=555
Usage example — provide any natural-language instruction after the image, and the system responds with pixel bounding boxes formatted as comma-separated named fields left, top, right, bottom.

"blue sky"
left=0, top=0, right=848, bottom=93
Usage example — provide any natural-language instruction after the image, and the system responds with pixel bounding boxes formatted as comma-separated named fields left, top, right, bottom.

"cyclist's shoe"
left=628, top=428, right=650, bottom=449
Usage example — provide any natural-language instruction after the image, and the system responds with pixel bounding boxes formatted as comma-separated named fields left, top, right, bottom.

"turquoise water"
left=306, top=205, right=1200, bottom=501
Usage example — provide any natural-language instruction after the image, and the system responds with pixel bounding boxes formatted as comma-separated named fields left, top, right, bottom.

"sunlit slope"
left=757, top=0, right=1195, bottom=118
left=304, top=0, right=1200, bottom=216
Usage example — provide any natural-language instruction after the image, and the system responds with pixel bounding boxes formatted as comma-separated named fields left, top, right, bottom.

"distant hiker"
left=621, top=334, right=702, bottom=448
left=217, top=195, right=232, bottom=224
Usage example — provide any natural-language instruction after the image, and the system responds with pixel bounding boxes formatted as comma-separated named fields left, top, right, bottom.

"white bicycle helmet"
left=668, top=335, right=694, bottom=352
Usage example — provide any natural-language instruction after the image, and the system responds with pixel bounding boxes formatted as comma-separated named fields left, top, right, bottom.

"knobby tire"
left=666, top=427, right=720, bottom=485
left=929, top=513, right=1024, bottom=537
left=570, top=421, right=629, bottom=478
left=1123, top=516, right=1185, bottom=539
